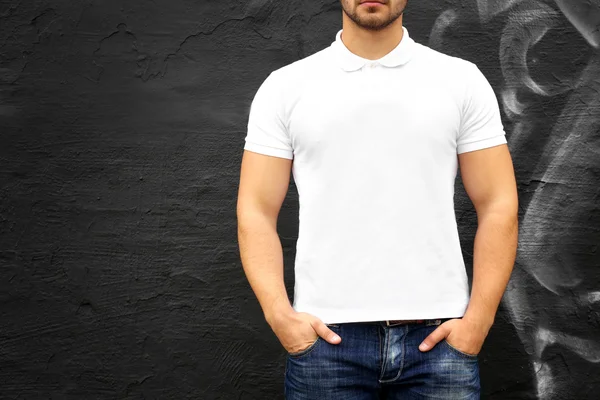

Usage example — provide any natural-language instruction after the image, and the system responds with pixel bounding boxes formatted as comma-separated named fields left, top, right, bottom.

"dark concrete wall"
left=0, top=1, right=598, bottom=399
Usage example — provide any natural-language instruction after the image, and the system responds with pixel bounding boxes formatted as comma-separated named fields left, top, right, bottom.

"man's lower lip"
left=361, top=2, right=384, bottom=5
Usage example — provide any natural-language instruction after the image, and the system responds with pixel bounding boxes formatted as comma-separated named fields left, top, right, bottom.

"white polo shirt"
left=244, top=27, right=507, bottom=324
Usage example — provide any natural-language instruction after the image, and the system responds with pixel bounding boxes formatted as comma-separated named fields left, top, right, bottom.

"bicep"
left=458, top=144, right=518, bottom=215
left=237, top=150, right=292, bottom=224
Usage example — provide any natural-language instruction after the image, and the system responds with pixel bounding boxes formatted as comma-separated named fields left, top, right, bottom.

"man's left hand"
left=418, top=318, right=489, bottom=356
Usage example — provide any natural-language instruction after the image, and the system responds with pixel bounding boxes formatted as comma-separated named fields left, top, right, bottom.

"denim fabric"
left=284, top=319, right=480, bottom=399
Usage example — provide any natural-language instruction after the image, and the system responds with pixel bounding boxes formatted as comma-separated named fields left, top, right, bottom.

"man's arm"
left=419, top=143, right=518, bottom=354
left=237, top=150, right=294, bottom=325
left=458, top=143, right=519, bottom=333
left=237, top=150, right=342, bottom=351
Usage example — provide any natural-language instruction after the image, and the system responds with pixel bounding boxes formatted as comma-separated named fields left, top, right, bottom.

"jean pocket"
left=288, top=336, right=322, bottom=358
left=442, top=339, right=479, bottom=359
left=287, top=324, right=341, bottom=358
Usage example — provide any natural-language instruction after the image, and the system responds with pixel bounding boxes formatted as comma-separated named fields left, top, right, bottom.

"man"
left=237, top=0, right=518, bottom=398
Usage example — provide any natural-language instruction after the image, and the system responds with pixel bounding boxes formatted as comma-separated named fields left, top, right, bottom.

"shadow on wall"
left=429, top=0, right=600, bottom=398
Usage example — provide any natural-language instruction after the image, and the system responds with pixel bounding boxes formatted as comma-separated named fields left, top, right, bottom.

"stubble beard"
left=341, top=0, right=407, bottom=31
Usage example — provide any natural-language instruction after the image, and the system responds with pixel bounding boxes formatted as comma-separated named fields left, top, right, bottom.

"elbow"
left=475, top=193, right=519, bottom=223
left=237, top=202, right=278, bottom=233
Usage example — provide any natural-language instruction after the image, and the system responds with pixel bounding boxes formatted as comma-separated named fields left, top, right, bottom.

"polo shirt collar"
left=331, top=26, right=415, bottom=72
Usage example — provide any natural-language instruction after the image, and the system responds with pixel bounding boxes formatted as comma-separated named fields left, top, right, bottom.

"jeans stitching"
left=379, top=325, right=409, bottom=383
left=395, top=324, right=408, bottom=380
left=377, top=325, right=383, bottom=380
left=384, top=324, right=408, bottom=382
left=379, top=327, right=391, bottom=380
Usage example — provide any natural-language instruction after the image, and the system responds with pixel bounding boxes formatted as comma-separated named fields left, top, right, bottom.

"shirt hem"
left=294, top=303, right=470, bottom=325
left=457, top=134, right=507, bottom=154
left=244, top=141, right=294, bottom=159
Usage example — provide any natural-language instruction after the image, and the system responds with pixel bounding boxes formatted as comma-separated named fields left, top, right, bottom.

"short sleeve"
left=244, top=71, right=294, bottom=159
left=457, top=63, right=507, bottom=154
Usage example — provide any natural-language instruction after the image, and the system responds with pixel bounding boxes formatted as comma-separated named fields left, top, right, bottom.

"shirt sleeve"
left=456, top=63, right=507, bottom=154
left=244, top=70, right=294, bottom=160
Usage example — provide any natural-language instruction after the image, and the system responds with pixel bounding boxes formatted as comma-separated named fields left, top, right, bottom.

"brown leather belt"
left=341, top=318, right=445, bottom=327
left=384, top=319, right=425, bottom=326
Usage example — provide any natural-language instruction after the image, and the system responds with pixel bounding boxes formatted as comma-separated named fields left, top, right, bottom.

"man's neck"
left=339, top=17, right=405, bottom=60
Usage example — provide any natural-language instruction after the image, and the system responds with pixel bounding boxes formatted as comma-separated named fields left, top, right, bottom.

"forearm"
left=238, top=212, right=294, bottom=325
left=463, top=210, right=518, bottom=333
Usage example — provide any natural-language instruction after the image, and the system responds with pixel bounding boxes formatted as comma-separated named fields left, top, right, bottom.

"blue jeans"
left=284, top=318, right=480, bottom=399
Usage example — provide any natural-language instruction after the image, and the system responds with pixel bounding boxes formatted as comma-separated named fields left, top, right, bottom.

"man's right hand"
left=268, top=310, right=342, bottom=354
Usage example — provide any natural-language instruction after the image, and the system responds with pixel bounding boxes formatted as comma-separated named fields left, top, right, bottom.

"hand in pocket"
left=269, top=311, right=342, bottom=353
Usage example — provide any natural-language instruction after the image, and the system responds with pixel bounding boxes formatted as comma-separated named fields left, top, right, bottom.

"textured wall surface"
left=1, top=0, right=598, bottom=399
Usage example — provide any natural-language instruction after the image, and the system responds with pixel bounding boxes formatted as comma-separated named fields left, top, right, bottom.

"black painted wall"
left=1, top=1, right=598, bottom=399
